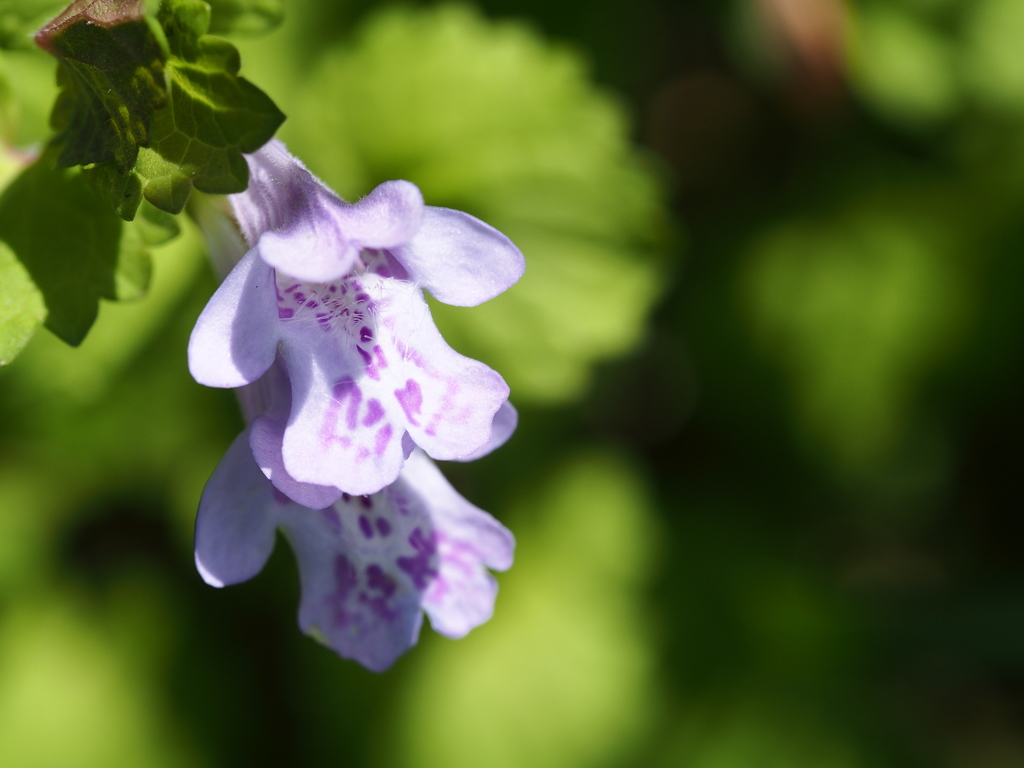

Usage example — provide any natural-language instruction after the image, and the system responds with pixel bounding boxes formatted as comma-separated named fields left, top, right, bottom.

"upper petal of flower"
left=390, top=206, right=525, bottom=306
left=231, top=140, right=424, bottom=283
left=188, top=249, right=280, bottom=388
left=194, top=429, right=280, bottom=587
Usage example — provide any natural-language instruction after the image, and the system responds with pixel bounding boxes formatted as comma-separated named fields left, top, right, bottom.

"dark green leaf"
left=37, top=0, right=283, bottom=219
left=0, top=152, right=158, bottom=353
left=35, top=0, right=168, bottom=172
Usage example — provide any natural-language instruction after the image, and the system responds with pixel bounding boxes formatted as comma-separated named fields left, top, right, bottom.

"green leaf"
left=0, top=241, right=45, bottom=365
left=274, top=6, right=665, bottom=403
left=38, top=0, right=284, bottom=218
left=206, top=0, right=283, bottom=36
left=35, top=0, right=168, bottom=172
left=0, top=152, right=159, bottom=355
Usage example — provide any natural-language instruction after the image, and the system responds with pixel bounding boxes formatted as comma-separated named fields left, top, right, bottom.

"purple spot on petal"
left=395, top=379, right=423, bottom=426
left=359, top=515, right=373, bottom=539
left=397, top=527, right=438, bottom=589
left=360, top=495, right=373, bottom=509
left=328, top=554, right=359, bottom=629
left=376, top=517, right=392, bottom=537
left=360, top=326, right=373, bottom=343
left=278, top=307, right=294, bottom=319
left=366, top=564, right=397, bottom=598
left=363, top=398, right=385, bottom=427
left=374, top=424, right=393, bottom=457
left=357, top=347, right=379, bottom=380
left=374, top=345, right=388, bottom=370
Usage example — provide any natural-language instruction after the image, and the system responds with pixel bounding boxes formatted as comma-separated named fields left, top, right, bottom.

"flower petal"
left=400, top=451, right=515, bottom=637
left=391, top=206, right=525, bottom=306
left=280, top=334, right=409, bottom=496
left=380, top=278, right=510, bottom=460
left=232, top=139, right=361, bottom=281
left=250, top=415, right=345, bottom=509
left=188, top=249, right=280, bottom=388
left=453, top=401, right=518, bottom=461
left=233, top=143, right=425, bottom=283
left=278, top=276, right=509, bottom=493
left=335, top=180, right=424, bottom=249
left=194, top=429, right=280, bottom=587
left=280, top=491, right=435, bottom=671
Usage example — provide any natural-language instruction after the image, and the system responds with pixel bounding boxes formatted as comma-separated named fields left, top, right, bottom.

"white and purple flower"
left=195, top=412, right=514, bottom=671
left=188, top=141, right=522, bottom=670
left=189, top=140, right=524, bottom=499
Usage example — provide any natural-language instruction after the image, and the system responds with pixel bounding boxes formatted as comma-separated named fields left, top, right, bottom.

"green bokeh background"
left=2, top=0, right=1024, bottom=766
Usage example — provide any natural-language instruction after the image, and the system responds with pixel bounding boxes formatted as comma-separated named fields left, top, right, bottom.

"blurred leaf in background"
left=239, top=3, right=669, bottom=402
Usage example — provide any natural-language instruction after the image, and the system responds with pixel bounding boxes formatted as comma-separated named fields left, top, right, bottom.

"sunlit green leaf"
left=272, top=5, right=666, bottom=403
left=0, top=241, right=45, bottom=365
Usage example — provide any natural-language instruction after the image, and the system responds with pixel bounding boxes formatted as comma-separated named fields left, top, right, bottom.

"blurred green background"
left=2, top=0, right=1024, bottom=765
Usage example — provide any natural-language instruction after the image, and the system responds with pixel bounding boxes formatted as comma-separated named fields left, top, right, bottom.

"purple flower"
left=195, top=423, right=514, bottom=671
left=188, top=140, right=524, bottom=498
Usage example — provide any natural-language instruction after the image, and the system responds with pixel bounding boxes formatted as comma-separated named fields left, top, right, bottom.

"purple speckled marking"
left=397, top=527, right=438, bottom=589
left=357, top=347, right=380, bottom=380
left=375, top=517, right=392, bottom=537
left=360, top=326, right=373, bottom=343
left=374, top=345, right=388, bottom=370
left=358, top=515, right=373, bottom=539
left=362, top=565, right=398, bottom=621
left=366, top=564, right=397, bottom=598
left=331, top=378, right=362, bottom=430
left=374, top=424, right=393, bottom=457
left=395, top=379, right=423, bottom=426
left=278, top=307, right=294, bottom=319
left=363, top=398, right=385, bottom=427
left=329, top=554, right=359, bottom=629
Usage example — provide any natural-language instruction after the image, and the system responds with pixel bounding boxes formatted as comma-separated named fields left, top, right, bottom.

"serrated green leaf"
left=38, top=0, right=283, bottom=218
left=0, top=152, right=157, bottom=350
left=36, top=1, right=167, bottom=172
left=206, top=0, right=283, bottom=36
left=0, top=240, right=45, bottom=365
